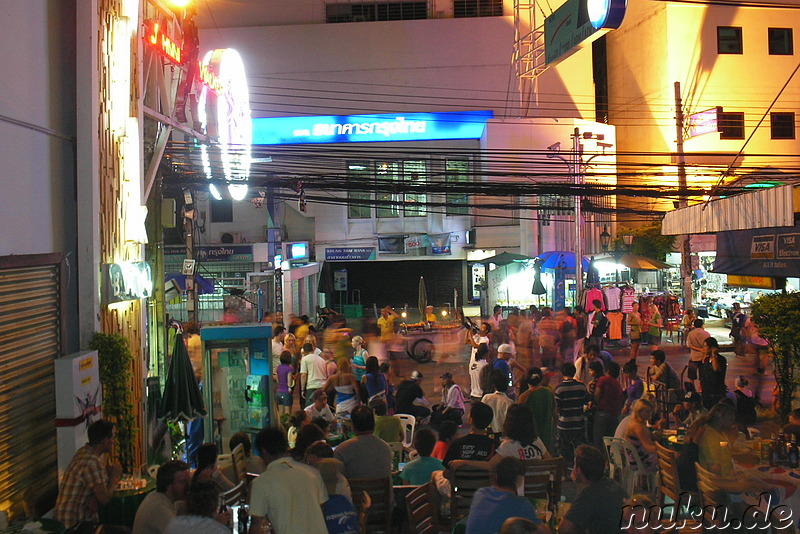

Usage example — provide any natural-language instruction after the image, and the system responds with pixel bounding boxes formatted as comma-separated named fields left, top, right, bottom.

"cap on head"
left=497, top=343, right=512, bottom=354
left=410, top=370, right=423, bottom=381
left=684, top=391, right=701, bottom=404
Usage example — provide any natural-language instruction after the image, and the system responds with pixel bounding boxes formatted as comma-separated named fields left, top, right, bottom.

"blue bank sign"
left=252, top=110, right=494, bottom=145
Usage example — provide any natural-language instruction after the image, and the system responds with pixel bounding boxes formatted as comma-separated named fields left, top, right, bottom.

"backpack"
left=593, top=312, right=609, bottom=336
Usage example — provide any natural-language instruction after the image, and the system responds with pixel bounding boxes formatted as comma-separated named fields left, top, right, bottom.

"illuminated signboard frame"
left=544, top=0, right=627, bottom=65
left=251, top=110, right=494, bottom=145
left=144, top=20, right=183, bottom=64
left=197, top=48, right=253, bottom=201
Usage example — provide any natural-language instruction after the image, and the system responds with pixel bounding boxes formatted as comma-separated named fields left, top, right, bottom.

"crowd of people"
left=52, top=299, right=776, bottom=534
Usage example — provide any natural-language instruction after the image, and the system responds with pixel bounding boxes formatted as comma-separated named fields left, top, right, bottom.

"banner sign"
left=713, top=224, right=800, bottom=278
left=429, top=233, right=452, bottom=255
left=325, top=247, right=376, bottom=261
left=252, top=110, right=493, bottom=145
left=405, top=235, right=430, bottom=250
left=687, top=107, right=721, bottom=139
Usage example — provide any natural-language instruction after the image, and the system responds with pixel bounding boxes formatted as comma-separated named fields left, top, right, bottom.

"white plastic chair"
left=619, top=438, right=658, bottom=496
left=396, top=413, right=416, bottom=449
left=602, top=436, right=626, bottom=484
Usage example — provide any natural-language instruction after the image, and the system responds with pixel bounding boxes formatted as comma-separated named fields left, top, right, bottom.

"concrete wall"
left=0, top=0, right=79, bottom=351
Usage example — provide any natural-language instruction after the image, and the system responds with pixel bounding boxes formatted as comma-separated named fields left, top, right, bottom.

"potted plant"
left=89, top=332, right=136, bottom=471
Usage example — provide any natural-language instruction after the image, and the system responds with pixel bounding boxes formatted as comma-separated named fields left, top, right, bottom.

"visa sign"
left=751, top=236, right=775, bottom=259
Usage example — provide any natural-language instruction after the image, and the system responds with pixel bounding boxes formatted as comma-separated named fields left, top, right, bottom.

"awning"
left=662, top=184, right=795, bottom=235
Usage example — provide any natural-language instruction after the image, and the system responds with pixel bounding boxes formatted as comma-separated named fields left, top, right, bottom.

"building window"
left=210, top=198, right=233, bottom=223
left=347, top=163, right=372, bottom=219
left=768, top=28, right=793, bottom=55
left=771, top=112, right=795, bottom=139
left=454, top=0, right=503, bottom=17
left=445, top=160, right=470, bottom=215
left=717, top=27, right=743, bottom=54
left=403, top=160, right=427, bottom=217
left=326, top=2, right=427, bottom=23
left=718, top=112, right=745, bottom=139
left=376, top=161, right=400, bottom=218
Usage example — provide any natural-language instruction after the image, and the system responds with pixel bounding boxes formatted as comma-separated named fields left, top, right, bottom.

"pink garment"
left=585, top=288, right=606, bottom=311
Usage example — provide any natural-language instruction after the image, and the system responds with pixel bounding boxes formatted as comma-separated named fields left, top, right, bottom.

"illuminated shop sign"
left=545, top=0, right=626, bottom=65
left=102, top=262, right=153, bottom=305
left=144, top=20, right=183, bottom=64
left=252, top=110, right=494, bottom=145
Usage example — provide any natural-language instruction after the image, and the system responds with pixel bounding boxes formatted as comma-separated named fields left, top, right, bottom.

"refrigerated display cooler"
left=200, top=324, right=273, bottom=451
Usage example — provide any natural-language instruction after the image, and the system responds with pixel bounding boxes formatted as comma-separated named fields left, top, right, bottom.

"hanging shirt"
left=621, top=288, right=637, bottom=313
left=603, top=286, right=622, bottom=311
left=585, top=287, right=606, bottom=311
left=606, top=311, right=624, bottom=340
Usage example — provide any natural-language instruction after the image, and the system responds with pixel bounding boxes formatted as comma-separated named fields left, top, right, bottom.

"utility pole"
left=572, top=127, right=584, bottom=300
left=674, top=82, right=693, bottom=311
left=183, top=189, right=198, bottom=323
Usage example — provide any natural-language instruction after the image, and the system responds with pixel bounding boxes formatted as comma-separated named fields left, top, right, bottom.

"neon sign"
left=102, top=262, right=153, bottom=305
left=144, top=21, right=183, bottom=64
left=198, top=61, right=224, bottom=94
left=252, top=110, right=494, bottom=145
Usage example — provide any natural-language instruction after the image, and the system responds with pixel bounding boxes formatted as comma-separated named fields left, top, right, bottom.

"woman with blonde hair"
left=624, top=398, right=658, bottom=471
left=627, top=302, right=643, bottom=362
left=323, top=357, right=361, bottom=415
left=350, top=335, right=368, bottom=381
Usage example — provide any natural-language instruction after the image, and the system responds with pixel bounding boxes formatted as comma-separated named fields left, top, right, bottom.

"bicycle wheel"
left=408, top=338, right=434, bottom=363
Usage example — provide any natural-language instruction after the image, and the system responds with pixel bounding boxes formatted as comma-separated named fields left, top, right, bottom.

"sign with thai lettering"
left=714, top=225, right=800, bottom=278
left=252, top=111, right=493, bottom=145
left=325, top=247, right=377, bottom=261
left=194, top=245, right=254, bottom=262
left=687, top=107, right=721, bottom=139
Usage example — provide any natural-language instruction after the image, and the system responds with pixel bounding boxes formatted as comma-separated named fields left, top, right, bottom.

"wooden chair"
left=522, top=457, right=564, bottom=501
left=406, top=482, right=448, bottom=534
left=396, top=413, right=416, bottom=449
left=655, top=442, right=701, bottom=518
left=619, top=438, right=658, bottom=496
left=349, top=476, right=393, bottom=533
left=449, top=464, right=492, bottom=528
left=231, top=443, right=248, bottom=485
left=694, top=462, right=739, bottom=530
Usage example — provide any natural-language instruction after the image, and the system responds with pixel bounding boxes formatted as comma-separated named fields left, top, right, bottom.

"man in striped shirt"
left=554, top=362, right=589, bottom=471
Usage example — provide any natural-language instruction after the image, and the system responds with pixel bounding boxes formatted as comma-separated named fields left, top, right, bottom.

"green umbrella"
left=159, top=333, right=207, bottom=422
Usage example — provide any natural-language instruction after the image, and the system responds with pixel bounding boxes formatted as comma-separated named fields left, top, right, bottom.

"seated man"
left=334, top=405, right=393, bottom=479
left=370, top=397, right=403, bottom=443
left=559, top=444, right=627, bottom=534
left=54, top=419, right=123, bottom=528
left=443, top=402, right=496, bottom=468
left=464, top=457, right=546, bottom=534
left=166, top=481, right=230, bottom=534
left=305, top=389, right=336, bottom=425
left=133, top=460, right=190, bottom=534
left=249, top=428, right=328, bottom=534
left=673, top=392, right=706, bottom=428
left=400, top=428, right=443, bottom=485
left=781, top=408, right=800, bottom=441
left=395, top=370, right=431, bottom=419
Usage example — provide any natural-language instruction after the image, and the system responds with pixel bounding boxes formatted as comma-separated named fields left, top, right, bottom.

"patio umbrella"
left=537, top=251, right=590, bottom=272
left=531, top=258, right=546, bottom=295
left=159, top=333, right=206, bottom=422
left=477, top=251, right=534, bottom=266
left=418, top=276, right=427, bottom=321
left=617, top=254, right=674, bottom=270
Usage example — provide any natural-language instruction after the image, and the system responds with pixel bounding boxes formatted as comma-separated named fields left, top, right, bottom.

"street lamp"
left=600, top=226, right=633, bottom=282
left=547, top=128, right=613, bottom=301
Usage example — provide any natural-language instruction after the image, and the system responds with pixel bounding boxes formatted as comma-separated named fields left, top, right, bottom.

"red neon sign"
left=145, top=21, right=183, bottom=64
left=198, top=60, right=224, bottom=94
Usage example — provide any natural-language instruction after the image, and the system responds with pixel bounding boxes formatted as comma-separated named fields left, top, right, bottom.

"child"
left=432, top=421, right=457, bottom=461
left=400, top=428, right=444, bottom=485
left=274, top=350, right=294, bottom=417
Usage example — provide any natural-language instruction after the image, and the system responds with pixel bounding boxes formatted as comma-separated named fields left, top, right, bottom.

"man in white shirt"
left=271, top=326, right=286, bottom=376
left=685, top=318, right=710, bottom=390
left=133, top=460, right=190, bottom=534
left=300, top=343, right=329, bottom=408
left=249, top=428, right=328, bottom=534
left=481, top=371, right=514, bottom=435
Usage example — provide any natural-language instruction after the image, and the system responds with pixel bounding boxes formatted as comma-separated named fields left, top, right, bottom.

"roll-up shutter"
left=0, top=256, right=62, bottom=518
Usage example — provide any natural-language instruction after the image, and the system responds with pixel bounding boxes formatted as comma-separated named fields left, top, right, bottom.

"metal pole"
left=674, top=82, right=693, bottom=310
left=573, top=127, right=583, bottom=303
left=183, top=193, right=198, bottom=324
